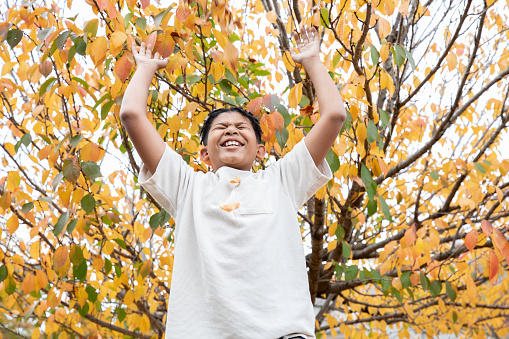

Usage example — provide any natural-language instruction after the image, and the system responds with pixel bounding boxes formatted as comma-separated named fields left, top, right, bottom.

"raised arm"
left=119, top=42, right=168, bottom=174
left=290, top=26, right=346, bottom=166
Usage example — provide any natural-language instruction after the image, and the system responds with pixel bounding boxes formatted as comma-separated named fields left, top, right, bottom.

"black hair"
left=199, top=107, right=262, bottom=145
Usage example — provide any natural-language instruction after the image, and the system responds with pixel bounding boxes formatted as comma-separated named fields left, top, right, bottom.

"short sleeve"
left=138, top=144, right=194, bottom=217
left=277, top=138, right=333, bottom=208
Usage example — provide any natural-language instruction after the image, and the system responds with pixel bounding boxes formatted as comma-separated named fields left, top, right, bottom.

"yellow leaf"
left=356, top=122, right=367, bottom=143
left=212, top=28, right=227, bottom=49
left=495, top=186, right=503, bottom=203
left=210, top=62, right=224, bottom=82
left=380, top=43, right=390, bottom=62
left=230, top=177, right=241, bottom=186
left=89, top=36, right=107, bottom=67
left=53, top=245, right=69, bottom=275
left=110, top=31, right=127, bottom=57
left=155, top=32, right=175, bottom=58
left=81, top=142, right=101, bottom=162
left=289, top=82, right=303, bottom=109
left=282, top=50, right=295, bottom=73
left=378, top=17, right=391, bottom=39
left=7, top=171, right=21, bottom=192
left=7, top=214, right=19, bottom=234
left=1, top=61, right=16, bottom=76
left=30, top=241, right=40, bottom=260
left=327, top=240, right=337, bottom=252
left=220, top=202, right=240, bottom=212
left=446, top=52, right=457, bottom=72
left=21, top=273, right=36, bottom=294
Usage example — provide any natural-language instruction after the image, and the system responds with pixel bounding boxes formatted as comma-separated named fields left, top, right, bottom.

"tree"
left=0, top=0, right=508, bottom=338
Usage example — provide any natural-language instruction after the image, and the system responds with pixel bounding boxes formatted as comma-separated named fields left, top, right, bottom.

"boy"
left=120, top=26, right=346, bottom=338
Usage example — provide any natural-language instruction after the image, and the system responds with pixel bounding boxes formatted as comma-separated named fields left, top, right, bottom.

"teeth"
left=225, top=141, right=240, bottom=147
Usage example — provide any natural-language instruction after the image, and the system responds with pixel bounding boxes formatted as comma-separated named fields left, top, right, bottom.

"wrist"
left=136, top=63, right=159, bottom=74
left=301, top=56, right=322, bottom=69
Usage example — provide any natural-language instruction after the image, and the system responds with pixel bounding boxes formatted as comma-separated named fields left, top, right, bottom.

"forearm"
left=303, top=58, right=346, bottom=122
left=119, top=65, right=157, bottom=118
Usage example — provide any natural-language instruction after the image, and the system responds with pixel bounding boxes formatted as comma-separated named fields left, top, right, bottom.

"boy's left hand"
left=290, top=26, right=320, bottom=66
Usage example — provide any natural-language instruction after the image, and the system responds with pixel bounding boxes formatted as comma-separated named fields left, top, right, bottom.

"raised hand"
left=132, top=41, right=169, bottom=72
left=290, top=26, right=320, bottom=66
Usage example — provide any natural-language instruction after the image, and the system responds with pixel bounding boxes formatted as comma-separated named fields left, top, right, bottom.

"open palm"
left=132, top=42, right=168, bottom=72
left=290, top=26, right=320, bottom=65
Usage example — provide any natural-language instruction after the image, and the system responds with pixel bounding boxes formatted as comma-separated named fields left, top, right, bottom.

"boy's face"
left=200, top=111, right=266, bottom=171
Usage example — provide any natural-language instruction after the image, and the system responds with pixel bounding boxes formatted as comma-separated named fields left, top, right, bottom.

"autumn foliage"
left=1, top=0, right=509, bottom=338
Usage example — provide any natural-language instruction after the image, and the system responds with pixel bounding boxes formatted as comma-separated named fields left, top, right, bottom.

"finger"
left=132, top=42, right=137, bottom=54
left=293, top=31, right=301, bottom=45
left=154, top=52, right=160, bottom=59
left=146, top=45, right=153, bottom=58
left=300, top=26, right=309, bottom=42
left=139, top=42, right=146, bottom=55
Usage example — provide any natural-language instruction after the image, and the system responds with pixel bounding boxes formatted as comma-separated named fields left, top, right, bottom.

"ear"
left=255, top=144, right=266, bottom=160
left=200, top=147, right=212, bottom=165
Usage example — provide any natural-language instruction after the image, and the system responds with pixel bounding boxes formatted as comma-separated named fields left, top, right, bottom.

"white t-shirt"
left=139, top=139, right=332, bottom=339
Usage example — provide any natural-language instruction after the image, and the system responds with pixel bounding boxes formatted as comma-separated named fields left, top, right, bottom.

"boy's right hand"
left=132, top=42, right=169, bottom=72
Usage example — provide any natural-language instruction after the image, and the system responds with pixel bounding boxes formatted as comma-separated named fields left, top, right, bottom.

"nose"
left=224, top=126, right=239, bottom=135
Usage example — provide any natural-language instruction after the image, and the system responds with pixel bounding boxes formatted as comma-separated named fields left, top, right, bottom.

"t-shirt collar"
left=214, top=166, right=253, bottom=180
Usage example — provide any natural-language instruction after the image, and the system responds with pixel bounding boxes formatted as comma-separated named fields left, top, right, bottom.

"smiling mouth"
left=221, top=140, right=243, bottom=147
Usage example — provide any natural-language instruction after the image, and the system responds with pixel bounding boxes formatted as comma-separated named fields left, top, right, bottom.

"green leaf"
left=219, top=79, right=232, bottom=94
left=393, top=44, right=406, bottom=67
left=403, top=46, right=416, bottom=71
left=56, top=30, right=70, bottom=50
left=63, top=158, right=81, bottom=183
left=379, top=195, right=392, bottom=222
left=370, top=45, right=380, bottom=65
left=20, top=133, right=32, bottom=147
left=73, top=260, right=87, bottom=282
left=136, top=17, right=147, bottom=30
left=52, top=172, right=64, bottom=191
left=113, top=238, right=127, bottom=250
left=78, top=302, right=89, bottom=317
left=320, top=8, right=330, bottom=27
left=22, top=201, right=34, bottom=214
left=361, top=164, right=373, bottom=187
left=367, top=120, right=378, bottom=144
left=366, top=181, right=377, bottom=200
left=101, top=100, right=115, bottom=120
left=117, top=308, right=126, bottom=322
left=430, top=170, right=439, bottom=180
left=81, top=161, right=102, bottom=181
left=70, top=245, right=84, bottom=266
left=400, top=271, right=412, bottom=289
left=420, top=272, right=430, bottom=290
left=105, top=259, right=112, bottom=275
left=381, top=278, right=391, bottom=295
left=37, top=27, right=54, bottom=42
left=344, top=265, right=358, bottom=281
left=154, top=7, right=171, bottom=27
left=335, top=225, right=345, bottom=242
left=326, top=149, right=340, bottom=174
left=275, top=128, right=289, bottom=150
left=86, top=285, right=98, bottom=302
left=5, top=276, right=16, bottom=295
left=81, top=194, right=96, bottom=213
left=225, top=68, right=237, bottom=84
left=474, top=162, right=486, bottom=174
left=83, top=20, right=98, bottom=38
left=0, top=265, right=7, bottom=282
left=40, top=77, right=57, bottom=96
left=429, top=280, right=442, bottom=297
left=446, top=281, right=457, bottom=301
left=334, top=264, right=343, bottom=279
left=452, top=311, right=458, bottom=323
left=53, top=211, right=70, bottom=236
left=367, top=198, right=377, bottom=216
left=70, top=135, right=82, bottom=148
left=379, top=109, right=390, bottom=128
left=7, top=28, right=23, bottom=48
left=342, top=241, right=351, bottom=259
left=391, top=286, right=403, bottom=302
left=75, top=37, right=87, bottom=56
left=114, top=264, right=122, bottom=278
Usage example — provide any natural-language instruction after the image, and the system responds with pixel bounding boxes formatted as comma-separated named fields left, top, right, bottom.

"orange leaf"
left=246, top=97, right=263, bottom=116
left=224, top=41, right=239, bottom=73
left=488, top=249, right=498, bottom=283
left=492, top=228, right=508, bottom=253
left=39, top=60, right=53, bottom=77
left=155, top=32, right=175, bottom=58
left=53, top=246, right=69, bottom=273
left=266, top=10, right=277, bottom=24
left=115, top=53, right=133, bottom=82
left=81, top=142, right=101, bottom=162
left=464, top=229, right=478, bottom=251
left=300, top=105, right=313, bottom=116
left=145, top=31, right=157, bottom=49
left=351, top=176, right=365, bottom=187
left=220, top=203, right=240, bottom=212
left=288, top=82, right=303, bottom=109
left=260, top=113, right=276, bottom=142
left=404, top=223, right=416, bottom=247
left=480, top=220, right=493, bottom=236
left=272, top=111, right=284, bottom=132
left=230, top=177, right=240, bottom=186
left=262, top=94, right=280, bottom=111
left=140, top=0, right=150, bottom=10
left=176, top=5, right=192, bottom=22
left=96, top=0, right=108, bottom=11
left=21, top=273, right=36, bottom=294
